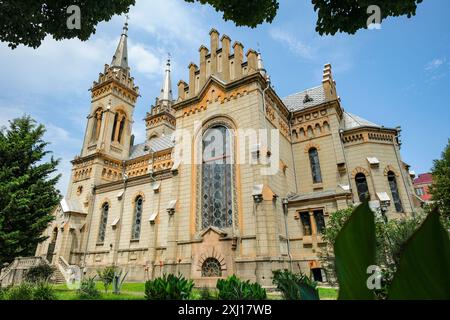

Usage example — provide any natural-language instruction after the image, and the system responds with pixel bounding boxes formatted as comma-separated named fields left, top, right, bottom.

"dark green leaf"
left=335, top=201, right=376, bottom=300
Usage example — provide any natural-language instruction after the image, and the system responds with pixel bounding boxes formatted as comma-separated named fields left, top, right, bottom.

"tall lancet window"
left=92, top=109, right=103, bottom=141
left=132, top=196, right=143, bottom=240
left=355, top=173, right=369, bottom=202
left=201, top=125, right=233, bottom=229
left=309, top=148, right=323, bottom=184
left=111, top=113, right=119, bottom=142
left=98, top=203, right=109, bottom=244
left=387, top=171, right=403, bottom=212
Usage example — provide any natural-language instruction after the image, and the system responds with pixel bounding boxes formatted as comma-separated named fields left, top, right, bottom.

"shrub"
left=0, top=287, right=9, bottom=300
left=199, top=286, right=215, bottom=300
left=4, top=282, right=34, bottom=300
left=272, top=270, right=319, bottom=300
left=32, top=282, right=57, bottom=300
left=216, top=275, right=266, bottom=300
left=77, top=276, right=101, bottom=300
left=25, top=263, right=55, bottom=283
left=145, top=274, right=194, bottom=300
left=97, top=266, right=117, bottom=293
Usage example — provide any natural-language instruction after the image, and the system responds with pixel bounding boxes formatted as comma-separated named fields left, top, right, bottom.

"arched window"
left=92, top=109, right=103, bottom=141
left=355, top=173, right=369, bottom=202
left=388, top=171, right=403, bottom=212
left=308, top=148, right=322, bottom=184
left=132, top=196, right=143, bottom=240
left=98, top=203, right=109, bottom=243
left=118, top=116, right=126, bottom=143
left=111, top=113, right=119, bottom=142
left=201, top=258, right=222, bottom=277
left=201, top=125, right=233, bottom=229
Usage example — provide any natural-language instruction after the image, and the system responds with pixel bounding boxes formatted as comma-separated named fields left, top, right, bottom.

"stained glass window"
left=309, top=148, right=323, bottom=184
left=202, top=125, right=233, bottom=229
left=300, top=212, right=312, bottom=236
left=201, top=258, right=222, bottom=277
left=98, top=203, right=109, bottom=243
left=132, top=196, right=143, bottom=240
left=388, top=172, right=403, bottom=213
left=313, top=210, right=326, bottom=234
left=355, top=173, right=369, bottom=202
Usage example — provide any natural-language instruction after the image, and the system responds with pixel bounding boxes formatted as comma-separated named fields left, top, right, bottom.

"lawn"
left=52, top=282, right=338, bottom=300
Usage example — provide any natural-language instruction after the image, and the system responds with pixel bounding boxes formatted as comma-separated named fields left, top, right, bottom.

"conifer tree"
left=0, top=116, right=61, bottom=265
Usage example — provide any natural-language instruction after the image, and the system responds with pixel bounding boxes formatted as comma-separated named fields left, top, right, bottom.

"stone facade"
left=35, top=26, right=419, bottom=287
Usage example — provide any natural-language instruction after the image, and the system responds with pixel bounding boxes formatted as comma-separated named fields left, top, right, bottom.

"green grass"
left=52, top=282, right=338, bottom=300
left=318, top=287, right=339, bottom=300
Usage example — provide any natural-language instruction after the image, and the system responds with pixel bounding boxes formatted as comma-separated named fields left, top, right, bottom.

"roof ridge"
left=283, top=84, right=323, bottom=99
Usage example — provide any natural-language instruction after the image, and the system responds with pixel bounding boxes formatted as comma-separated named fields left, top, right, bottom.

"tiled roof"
left=129, top=135, right=174, bottom=159
left=342, top=112, right=381, bottom=131
left=414, top=173, right=433, bottom=185
left=282, top=85, right=327, bottom=112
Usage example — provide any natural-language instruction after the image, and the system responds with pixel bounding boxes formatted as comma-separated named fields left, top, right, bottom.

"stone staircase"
left=0, top=256, right=73, bottom=287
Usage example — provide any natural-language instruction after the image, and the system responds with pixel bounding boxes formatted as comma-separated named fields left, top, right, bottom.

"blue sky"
left=0, top=0, right=449, bottom=195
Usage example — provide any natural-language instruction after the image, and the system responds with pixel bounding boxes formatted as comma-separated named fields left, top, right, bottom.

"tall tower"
left=81, top=22, right=139, bottom=160
left=145, top=58, right=176, bottom=139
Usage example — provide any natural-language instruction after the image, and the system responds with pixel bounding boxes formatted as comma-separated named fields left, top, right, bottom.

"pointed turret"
left=257, top=51, right=267, bottom=78
left=111, top=22, right=129, bottom=70
left=159, top=58, right=173, bottom=105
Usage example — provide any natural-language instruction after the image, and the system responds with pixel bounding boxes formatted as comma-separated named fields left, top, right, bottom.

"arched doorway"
left=46, top=227, right=58, bottom=263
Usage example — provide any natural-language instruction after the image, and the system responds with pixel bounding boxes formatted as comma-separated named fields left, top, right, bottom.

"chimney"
left=210, top=29, right=220, bottom=76
left=233, top=41, right=244, bottom=80
left=246, top=49, right=258, bottom=73
left=178, top=80, right=187, bottom=101
left=322, top=63, right=337, bottom=101
left=221, top=34, right=231, bottom=82
left=199, top=45, right=209, bottom=91
left=188, top=62, right=198, bottom=98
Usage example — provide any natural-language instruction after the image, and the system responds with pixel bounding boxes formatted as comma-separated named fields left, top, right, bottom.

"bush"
left=32, top=282, right=57, bottom=300
left=77, top=277, right=101, bottom=300
left=199, top=286, right=215, bottom=300
left=25, top=263, right=55, bottom=283
left=0, top=287, right=9, bottom=300
left=97, top=266, right=117, bottom=293
left=216, top=275, right=266, bottom=300
left=272, top=270, right=319, bottom=300
left=145, top=274, right=194, bottom=300
left=4, top=282, right=34, bottom=300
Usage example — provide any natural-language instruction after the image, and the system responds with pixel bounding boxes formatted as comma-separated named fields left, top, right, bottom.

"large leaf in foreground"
left=388, top=210, right=450, bottom=300
left=335, top=202, right=376, bottom=300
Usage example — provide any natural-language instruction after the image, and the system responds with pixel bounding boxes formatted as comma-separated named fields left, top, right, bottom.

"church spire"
left=159, top=57, right=173, bottom=104
left=111, top=21, right=129, bottom=70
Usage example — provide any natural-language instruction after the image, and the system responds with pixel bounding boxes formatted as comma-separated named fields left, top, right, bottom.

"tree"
left=312, top=0, right=424, bottom=35
left=0, top=116, right=61, bottom=265
left=1, top=1, right=425, bottom=50
left=0, top=0, right=136, bottom=49
left=429, top=140, right=450, bottom=219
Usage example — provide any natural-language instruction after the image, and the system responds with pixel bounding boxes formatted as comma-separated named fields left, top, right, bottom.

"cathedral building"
left=35, top=24, right=418, bottom=287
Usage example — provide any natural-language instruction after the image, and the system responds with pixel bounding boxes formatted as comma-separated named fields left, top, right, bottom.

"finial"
left=123, top=15, right=129, bottom=35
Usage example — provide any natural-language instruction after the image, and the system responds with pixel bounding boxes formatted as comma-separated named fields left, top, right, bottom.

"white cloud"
left=425, top=58, right=446, bottom=71
left=129, top=42, right=162, bottom=78
left=269, top=28, right=315, bottom=60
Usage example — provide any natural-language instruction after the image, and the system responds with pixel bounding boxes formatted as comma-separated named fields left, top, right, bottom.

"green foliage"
left=388, top=210, right=450, bottom=300
left=199, top=286, right=215, bottom=300
left=0, top=1, right=136, bottom=49
left=184, top=0, right=279, bottom=28
left=272, top=270, right=319, bottom=300
left=112, top=268, right=128, bottom=295
left=429, top=139, right=450, bottom=219
left=32, top=281, right=57, bottom=300
left=312, top=0, right=424, bottom=35
left=77, top=276, right=101, bottom=300
left=321, top=207, right=354, bottom=246
left=97, top=266, right=117, bottom=293
left=3, top=282, right=34, bottom=300
left=334, top=202, right=376, bottom=300
left=0, top=116, right=61, bottom=265
left=144, top=274, right=194, bottom=300
left=334, top=204, right=450, bottom=299
left=25, top=263, right=56, bottom=283
left=216, top=275, right=266, bottom=300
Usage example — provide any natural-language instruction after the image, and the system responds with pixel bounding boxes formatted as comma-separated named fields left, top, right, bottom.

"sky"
left=0, top=0, right=449, bottom=195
